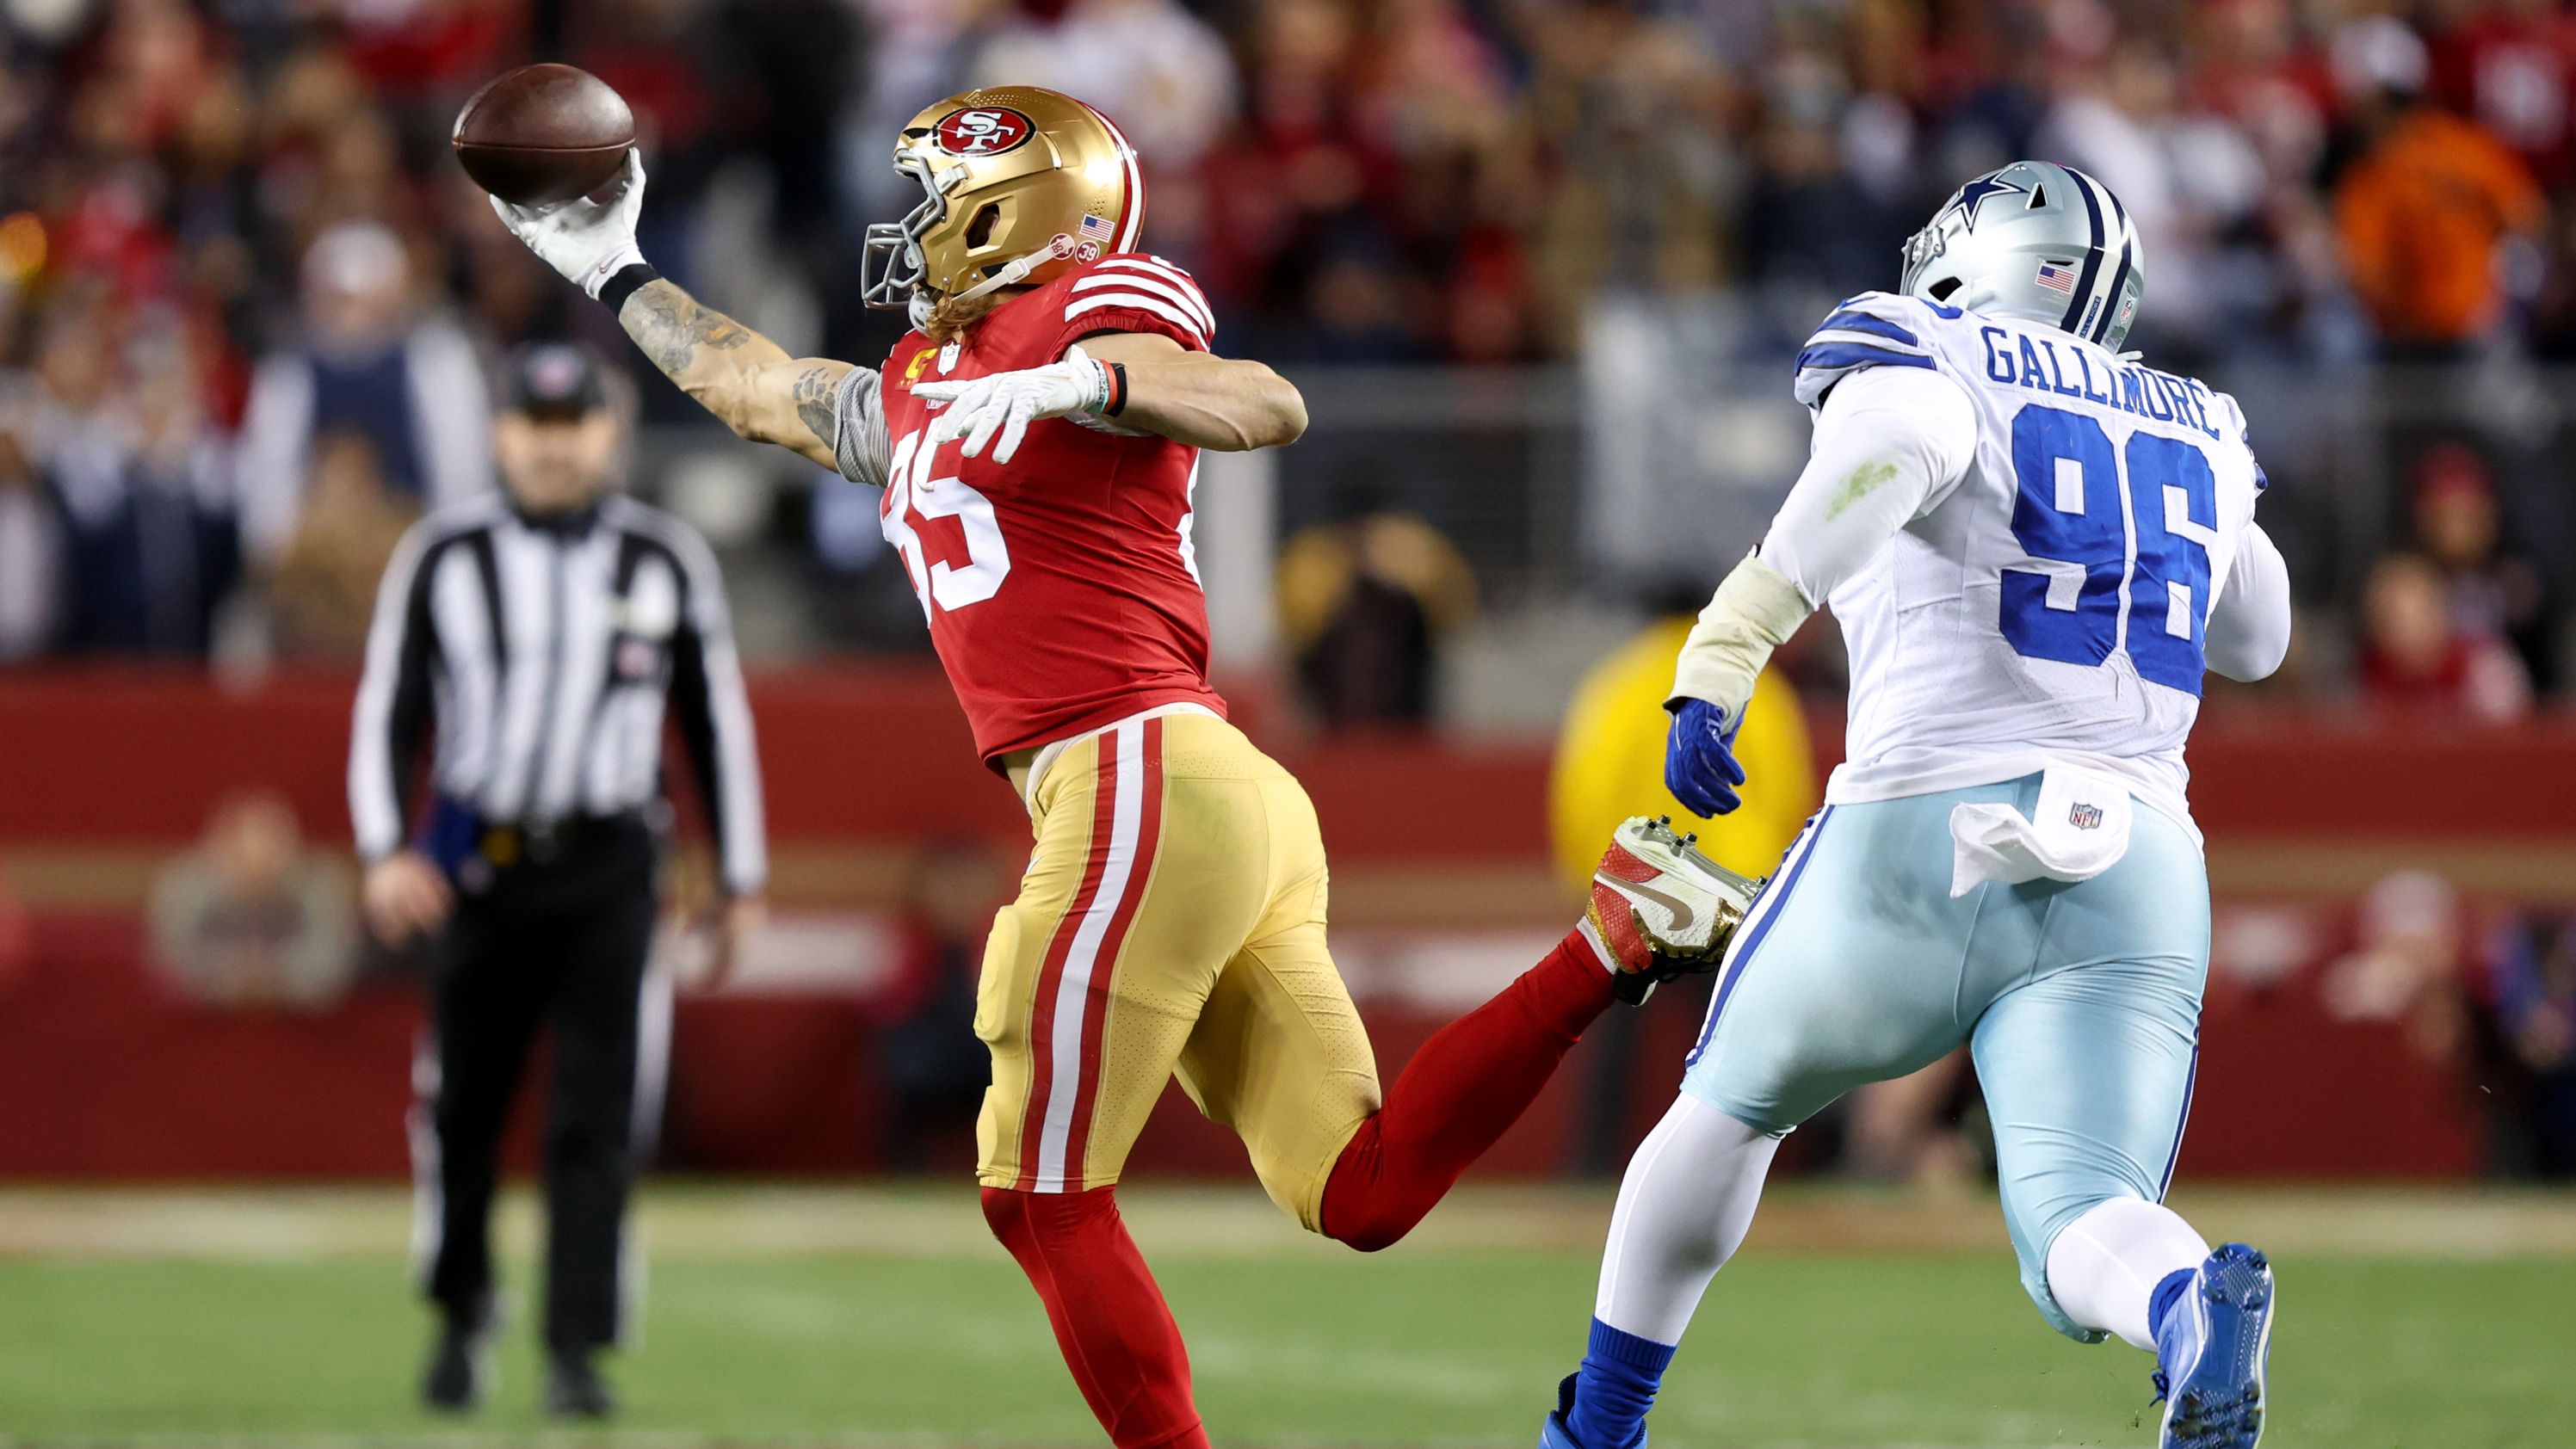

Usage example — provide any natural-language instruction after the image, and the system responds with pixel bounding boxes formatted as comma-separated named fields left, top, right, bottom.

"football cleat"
left=2153, top=1242, right=2275, bottom=1449
left=1585, top=816, right=1764, bottom=1006
left=1540, top=1372, right=1639, bottom=1448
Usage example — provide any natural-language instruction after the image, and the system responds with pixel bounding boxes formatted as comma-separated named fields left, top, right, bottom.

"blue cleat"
left=1540, top=1372, right=1646, bottom=1449
left=2153, top=1242, right=2276, bottom=1449
left=1539, top=1374, right=1585, bottom=1448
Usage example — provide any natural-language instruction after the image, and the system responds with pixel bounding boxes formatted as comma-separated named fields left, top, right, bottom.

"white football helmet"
left=1900, top=161, right=2146, bottom=350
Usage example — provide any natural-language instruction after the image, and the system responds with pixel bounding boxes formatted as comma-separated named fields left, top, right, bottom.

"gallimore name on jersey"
left=1968, top=328, right=2223, bottom=441
left=1791, top=291, right=2267, bottom=837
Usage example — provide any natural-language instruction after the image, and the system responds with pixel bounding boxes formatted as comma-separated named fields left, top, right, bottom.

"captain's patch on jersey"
left=936, top=107, right=1034, bottom=157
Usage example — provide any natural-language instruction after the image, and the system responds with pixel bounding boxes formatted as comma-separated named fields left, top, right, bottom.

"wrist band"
left=597, top=262, right=661, bottom=314
left=1102, top=361, right=1128, bottom=416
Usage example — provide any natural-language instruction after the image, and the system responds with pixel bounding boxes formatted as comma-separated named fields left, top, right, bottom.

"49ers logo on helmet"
left=935, top=108, right=1035, bottom=157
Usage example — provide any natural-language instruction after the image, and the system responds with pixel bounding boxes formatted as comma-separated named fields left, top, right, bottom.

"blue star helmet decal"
left=1948, top=171, right=2031, bottom=233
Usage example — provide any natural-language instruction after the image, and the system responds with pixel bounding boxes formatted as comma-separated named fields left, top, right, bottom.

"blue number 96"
left=2002, top=404, right=2215, bottom=695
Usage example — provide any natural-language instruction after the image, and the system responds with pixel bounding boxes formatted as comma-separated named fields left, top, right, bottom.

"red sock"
left=981, top=1186, right=1210, bottom=1449
left=1319, top=928, right=1615, bottom=1250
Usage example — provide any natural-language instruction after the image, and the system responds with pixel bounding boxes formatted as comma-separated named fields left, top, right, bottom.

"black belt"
left=477, top=812, right=648, bottom=869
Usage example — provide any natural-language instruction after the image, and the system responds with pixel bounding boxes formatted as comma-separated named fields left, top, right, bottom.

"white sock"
left=2043, top=1197, right=2211, bottom=1351
left=1593, top=1094, right=1781, bottom=1344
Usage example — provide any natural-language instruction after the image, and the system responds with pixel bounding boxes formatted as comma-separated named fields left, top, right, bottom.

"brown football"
left=452, top=64, right=634, bottom=206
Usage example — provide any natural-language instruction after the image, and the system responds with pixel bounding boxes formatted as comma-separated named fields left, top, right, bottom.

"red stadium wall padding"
left=0, top=912, right=2481, bottom=1181
left=0, top=673, right=2549, bottom=1181
left=9, top=668, right=2574, bottom=850
left=2189, top=987, right=2480, bottom=1178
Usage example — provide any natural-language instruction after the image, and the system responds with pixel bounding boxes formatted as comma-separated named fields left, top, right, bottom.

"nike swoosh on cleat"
left=1595, top=872, right=1694, bottom=933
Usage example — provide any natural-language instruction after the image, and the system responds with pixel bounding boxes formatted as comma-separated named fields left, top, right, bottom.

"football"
left=451, top=63, right=634, bottom=206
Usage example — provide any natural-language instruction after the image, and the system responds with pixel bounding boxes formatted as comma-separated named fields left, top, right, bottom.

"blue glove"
left=1665, top=697, right=1747, bottom=818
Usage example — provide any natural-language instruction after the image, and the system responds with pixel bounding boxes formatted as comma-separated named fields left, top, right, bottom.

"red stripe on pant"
left=1013, top=733, right=1124, bottom=1193
left=1059, top=717, right=1164, bottom=1187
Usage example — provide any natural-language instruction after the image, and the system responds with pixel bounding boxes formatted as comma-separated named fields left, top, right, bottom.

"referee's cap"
left=503, top=342, right=610, bottom=421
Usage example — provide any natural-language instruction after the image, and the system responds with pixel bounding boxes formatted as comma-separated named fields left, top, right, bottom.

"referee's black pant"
left=411, top=817, right=664, bottom=1354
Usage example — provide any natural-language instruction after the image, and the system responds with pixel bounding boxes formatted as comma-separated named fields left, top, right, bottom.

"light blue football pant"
left=1680, top=773, right=2208, bottom=1341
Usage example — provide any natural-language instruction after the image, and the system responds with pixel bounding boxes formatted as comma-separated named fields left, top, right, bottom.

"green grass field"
left=2, top=1184, right=2570, bottom=1448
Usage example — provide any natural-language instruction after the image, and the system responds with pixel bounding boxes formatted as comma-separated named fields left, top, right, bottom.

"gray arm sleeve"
left=831, top=367, right=893, bottom=488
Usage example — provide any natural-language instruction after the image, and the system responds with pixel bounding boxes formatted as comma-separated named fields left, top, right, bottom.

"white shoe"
left=1583, top=816, right=1764, bottom=1005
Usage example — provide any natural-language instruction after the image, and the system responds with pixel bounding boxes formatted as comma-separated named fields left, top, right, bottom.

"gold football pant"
left=975, top=712, right=1382, bottom=1230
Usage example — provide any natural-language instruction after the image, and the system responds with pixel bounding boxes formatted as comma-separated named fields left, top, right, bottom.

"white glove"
left=490, top=149, right=648, bottom=299
left=913, top=344, right=1112, bottom=464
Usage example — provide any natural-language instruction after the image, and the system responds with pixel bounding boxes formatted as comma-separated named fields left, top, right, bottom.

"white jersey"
left=1788, top=291, right=2267, bottom=836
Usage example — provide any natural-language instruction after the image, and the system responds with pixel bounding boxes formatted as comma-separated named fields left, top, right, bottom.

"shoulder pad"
left=1057, top=253, right=1214, bottom=349
left=1793, top=291, right=1953, bottom=410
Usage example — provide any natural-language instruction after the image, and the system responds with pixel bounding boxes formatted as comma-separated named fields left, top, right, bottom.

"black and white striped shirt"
left=349, top=493, right=766, bottom=894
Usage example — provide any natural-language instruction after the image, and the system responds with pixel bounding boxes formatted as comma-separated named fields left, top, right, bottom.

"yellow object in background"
left=1550, top=617, right=1819, bottom=897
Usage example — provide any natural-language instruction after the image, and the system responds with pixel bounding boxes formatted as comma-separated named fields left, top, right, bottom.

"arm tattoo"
left=791, top=366, right=839, bottom=447
left=621, top=280, right=757, bottom=376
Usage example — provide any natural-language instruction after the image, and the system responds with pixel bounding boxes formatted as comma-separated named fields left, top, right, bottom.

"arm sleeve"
left=2206, top=521, right=2291, bottom=682
left=348, top=527, right=441, bottom=862
left=831, top=366, right=893, bottom=488
left=665, top=527, right=769, bottom=895
left=1053, top=255, right=1214, bottom=355
left=1757, top=362, right=1979, bottom=607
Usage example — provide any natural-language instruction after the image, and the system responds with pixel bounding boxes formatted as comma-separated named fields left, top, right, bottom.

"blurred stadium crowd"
left=0, top=0, right=2573, bottom=1187
left=0, top=0, right=2573, bottom=714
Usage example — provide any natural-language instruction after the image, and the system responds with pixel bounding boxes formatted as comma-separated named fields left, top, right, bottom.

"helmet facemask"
left=1898, top=213, right=1968, bottom=306
left=861, top=152, right=961, bottom=324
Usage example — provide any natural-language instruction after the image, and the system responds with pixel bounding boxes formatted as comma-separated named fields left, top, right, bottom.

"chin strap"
left=948, top=249, right=1048, bottom=306
left=910, top=244, right=1059, bottom=330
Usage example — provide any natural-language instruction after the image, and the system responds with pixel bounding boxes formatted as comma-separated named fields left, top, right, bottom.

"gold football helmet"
left=861, top=87, right=1144, bottom=326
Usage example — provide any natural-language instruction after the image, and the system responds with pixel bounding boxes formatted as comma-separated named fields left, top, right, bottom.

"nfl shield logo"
left=2068, top=802, right=2104, bottom=830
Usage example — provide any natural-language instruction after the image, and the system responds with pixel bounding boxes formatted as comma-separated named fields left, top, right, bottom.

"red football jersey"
left=875, top=254, right=1229, bottom=764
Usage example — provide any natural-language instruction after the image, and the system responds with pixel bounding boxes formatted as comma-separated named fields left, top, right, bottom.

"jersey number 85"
left=881, top=427, right=1011, bottom=614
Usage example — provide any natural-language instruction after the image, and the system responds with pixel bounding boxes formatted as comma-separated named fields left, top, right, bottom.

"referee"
left=349, top=343, right=765, bottom=1419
